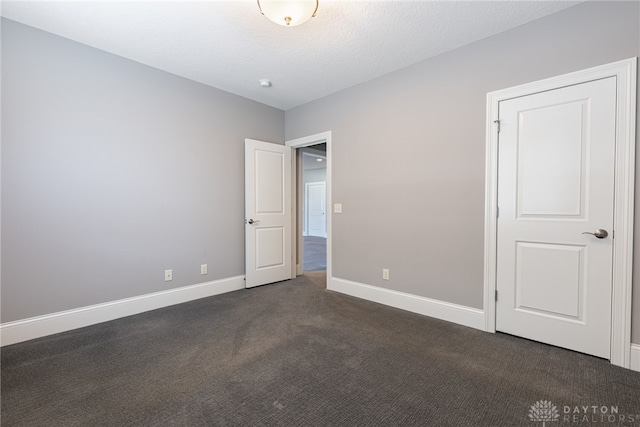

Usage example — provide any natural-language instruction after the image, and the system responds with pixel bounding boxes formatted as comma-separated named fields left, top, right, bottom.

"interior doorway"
left=285, top=131, right=332, bottom=286
left=300, top=146, right=327, bottom=273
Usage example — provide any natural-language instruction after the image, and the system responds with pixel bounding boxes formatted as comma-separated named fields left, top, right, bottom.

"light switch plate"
left=334, top=203, right=342, bottom=214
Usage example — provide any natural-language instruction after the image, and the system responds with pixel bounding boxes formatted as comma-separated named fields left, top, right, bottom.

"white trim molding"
left=483, top=58, right=637, bottom=368
left=631, top=344, right=640, bottom=372
left=330, top=277, right=485, bottom=331
left=286, top=131, right=332, bottom=281
left=0, top=275, right=245, bottom=347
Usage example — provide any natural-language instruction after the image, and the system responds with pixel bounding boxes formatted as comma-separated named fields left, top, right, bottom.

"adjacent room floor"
left=303, top=235, right=326, bottom=272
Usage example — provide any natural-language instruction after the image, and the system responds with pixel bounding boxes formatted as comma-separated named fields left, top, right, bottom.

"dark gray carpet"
left=303, top=236, right=326, bottom=272
left=2, top=274, right=640, bottom=426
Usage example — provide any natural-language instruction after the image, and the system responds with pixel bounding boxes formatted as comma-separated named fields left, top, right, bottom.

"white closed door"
left=496, top=77, right=616, bottom=359
left=306, top=182, right=326, bottom=237
left=245, top=139, right=292, bottom=288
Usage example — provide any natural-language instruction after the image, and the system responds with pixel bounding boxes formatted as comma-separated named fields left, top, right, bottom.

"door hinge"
left=496, top=206, right=499, bottom=218
left=494, top=120, right=501, bottom=133
left=495, top=290, right=498, bottom=301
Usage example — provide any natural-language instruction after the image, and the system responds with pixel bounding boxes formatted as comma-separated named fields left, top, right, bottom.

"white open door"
left=496, top=77, right=616, bottom=359
left=306, top=182, right=326, bottom=237
left=245, top=139, right=292, bottom=288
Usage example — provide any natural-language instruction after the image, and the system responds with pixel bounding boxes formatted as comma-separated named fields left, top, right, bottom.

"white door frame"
left=286, top=131, right=332, bottom=280
left=483, top=58, right=637, bottom=368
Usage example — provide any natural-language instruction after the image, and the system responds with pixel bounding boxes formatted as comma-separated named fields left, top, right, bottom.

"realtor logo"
left=529, top=400, right=560, bottom=426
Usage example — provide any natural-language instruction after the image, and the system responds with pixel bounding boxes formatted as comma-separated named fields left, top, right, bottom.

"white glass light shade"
left=257, top=0, right=319, bottom=27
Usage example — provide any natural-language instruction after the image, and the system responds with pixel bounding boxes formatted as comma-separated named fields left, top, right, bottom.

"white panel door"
left=496, top=77, right=616, bottom=359
left=245, top=139, right=292, bottom=288
left=306, top=182, right=326, bottom=237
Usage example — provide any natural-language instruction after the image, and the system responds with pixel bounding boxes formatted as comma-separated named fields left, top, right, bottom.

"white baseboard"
left=328, top=277, right=485, bottom=331
left=0, top=275, right=245, bottom=347
left=631, top=344, right=640, bottom=372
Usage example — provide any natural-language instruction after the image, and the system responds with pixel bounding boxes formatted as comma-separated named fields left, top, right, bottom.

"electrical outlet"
left=164, top=269, right=173, bottom=281
left=382, top=268, right=390, bottom=280
left=201, top=264, right=208, bottom=275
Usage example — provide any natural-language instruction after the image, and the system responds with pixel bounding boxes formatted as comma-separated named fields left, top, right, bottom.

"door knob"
left=582, top=229, right=608, bottom=239
left=247, top=219, right=260, bottom=225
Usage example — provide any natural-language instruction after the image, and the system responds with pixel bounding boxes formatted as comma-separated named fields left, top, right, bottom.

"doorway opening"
left=300, top=146, right=327, bottom=273
left=286, top=131, right=332, bottom=290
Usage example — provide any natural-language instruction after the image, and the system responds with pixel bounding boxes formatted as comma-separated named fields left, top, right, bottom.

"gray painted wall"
left=285, top=2, right=640, bottom=343
left=1, top=19, right=284, bottom=322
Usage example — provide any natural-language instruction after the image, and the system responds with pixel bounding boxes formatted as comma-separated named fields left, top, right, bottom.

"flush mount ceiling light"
left=257, top=0, right=319, bottom=27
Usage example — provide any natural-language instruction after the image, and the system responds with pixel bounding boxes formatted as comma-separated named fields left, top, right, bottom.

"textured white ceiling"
left=1, top=1, right=581, bottom=111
